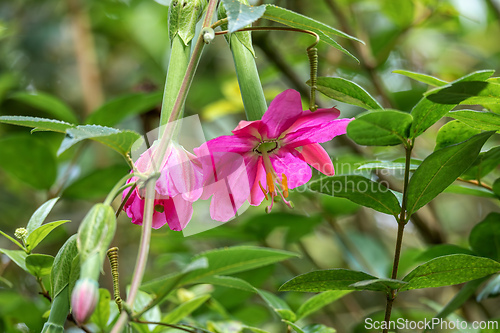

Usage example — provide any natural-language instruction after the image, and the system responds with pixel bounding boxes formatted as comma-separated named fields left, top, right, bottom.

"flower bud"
left=14, top=227, right=28, bottom=241
left=71, top=278, right=99, bottom=324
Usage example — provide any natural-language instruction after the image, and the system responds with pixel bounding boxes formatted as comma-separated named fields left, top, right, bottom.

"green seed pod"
left=217, top=0, right=267, bottom=121
left=77, top=203, right=116, bottom=268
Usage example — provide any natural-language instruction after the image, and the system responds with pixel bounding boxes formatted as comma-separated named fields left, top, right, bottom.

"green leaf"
left=26, top=198, right=60, bottom=236
left=469, top=213, right=500, bottom=261
left=262, top=5, right=361, bottom=61
left=26, top=221, right=70, bottom=253
left=416, top=244, right=475, bottom=263
left=85, top=91, right=162, bottom=127
left=257, top=290, right=296, bottom=321
left=0, top=249, right=29, bottom=272
left=63, top=164, right=130, bottom=200
left=279, top=269, right=378, bottom=292
left=57, top=125, right=141, bottom=156
left=26, top=254, right=54, bottom=277
left=296, top=290, right=351, bottom=320
left=0, top=134, right=57, bottom=190
left=196, top=275, right=257, bottom=293
left=51, top=235, right=78, bottom=298
left=406, top=131, right=494, bottom=216
left=347, top=110, right=412, bottom=146
left=349, top=278, right=408, bottom=293
left=357, top=161, right=420, bottom=171
left=178, top=0, right=206, bottom=45
left=9, top=91, right=78, bottom=124
left=0, top=230, right=25, bottom=250
left=434, top=120, right=481, bottom=151
left=224, top=0, right=266, bottom=33
left=400, top=254, right=500, bottom=291
left=494, top=178, right=500, bottom=197
left=447, top=110, right=500, bottom=132
left=183, top=246, right=299, bottom=284
left=308, top=175, right=401, bottom=216
left=140, top=257, right=209, bottom=296
left=153, top=295, right=210, bottom=329
left=425, top=81, right=500, bottom=105
left=0, top=115, right=75, bottom=133
left=410, top=70, right=495, bottom=138
left=308, top=77, right=382, bottom=110
left=302, top=324, right=336, bottom=333
left=462, top=146, right=500, bottom=181
left=444, top=184, right=496, bottom=198
left=435, top=277, right=489, bottom=320
left=393, top=70, right=447, bottom=87
left=90, top=288, right=111, bottom=331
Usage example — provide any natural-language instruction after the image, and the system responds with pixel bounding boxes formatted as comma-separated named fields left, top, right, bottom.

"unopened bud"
left=177, top=288, right=196, bottom=302
left=71, top=278, right=99, bottom=324
left=14, top=228, right=28, bottom=241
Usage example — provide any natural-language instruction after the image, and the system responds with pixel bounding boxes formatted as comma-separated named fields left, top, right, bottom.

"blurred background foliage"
left=1, top=0, right=500, bottom=332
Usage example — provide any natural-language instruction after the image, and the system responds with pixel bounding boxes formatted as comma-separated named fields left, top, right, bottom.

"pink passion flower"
left=195, top=89, right=353, bottom=221
left=123, top=141, right=202, bottom=230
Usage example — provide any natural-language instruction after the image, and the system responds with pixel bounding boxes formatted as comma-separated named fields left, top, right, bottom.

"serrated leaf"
left=26, top=220, right=70, bottom=252
left=57, top=125, right=141, bottom=156
left=90, top=288, right=111, bottom=331
left=0, top=134, right=57, bottom=190
left=9, top=91, right=78, bottom=124
left=308, top=175, right=401, bottom=216
left=224, top=0, right=266, bottom=33
left=63, top=164, right=130, bottom=200
left=296, top=290, right=351, bottom=320
left=400, top=254, right=500, bottom=291
left=393, top=70, right=448, bottom=87
left=349, top=278, right=408, bottom=293
left=434, top=120, right=480, bottom=151
left=347, top=110, right=412, bottom=146
left=410, top=70, right=495, bottom=138
left=279, top=269, right=378, bottom=292
left=406, top=131, right=494, bottom=215
left=0, top=116, right=75, bottom=133
left=51, top=235, right=78, bottom=298
left=310, top=77, right=382, bottom=110
left=153, top=295, right=210, bottom=330
left=469, top=213, right=500, bottom=261
left=262, top=5, right=361, bottom=61
left=26, top=254, right=54, bottom=277
left=86, top=91, right=162, bottom=127
left=26, top=198, right=59, bottom=236
left=0, top=249, right=29, bottom=272
left=258, top=289, right=296, bottom=321
left=447, top=110, right=500, bottom=132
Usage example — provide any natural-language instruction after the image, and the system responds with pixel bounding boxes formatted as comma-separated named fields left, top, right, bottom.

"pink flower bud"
left=71, top=278, right=99, bottom=324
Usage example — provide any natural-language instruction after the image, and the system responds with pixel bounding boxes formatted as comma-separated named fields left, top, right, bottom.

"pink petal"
left=160, top=196, right=194, bottom=231
left=262, top=90, right=303, bottom=138
left=271, top=148, right=312, bottom=189
left=283, top=108, right=340, bottom=135
left=283, top=118, right=352, bottom=148
left=298, top=143, right=335, bottom=176
left=249, top=157, right=266, bottom=206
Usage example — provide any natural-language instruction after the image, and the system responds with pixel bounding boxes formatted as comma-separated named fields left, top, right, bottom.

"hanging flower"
left=195, top=89, right=353, bottom=221
left=123, top=141, right=202, bottom=230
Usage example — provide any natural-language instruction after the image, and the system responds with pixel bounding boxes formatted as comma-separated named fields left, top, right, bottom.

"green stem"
left=104, top=173, right=134, bottom=206
left=383, top=143, right=412, bottom=333
left=159, top=35, right=191, bottom=127
left=110, top=178, right=155, bottom=333
left=41, top=285, right=70, bottom=333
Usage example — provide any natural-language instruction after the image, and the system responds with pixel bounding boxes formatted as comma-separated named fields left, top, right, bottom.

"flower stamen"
left=281, top=173, right=289, bottom=198
left=258, top=181, right=269, bottom=200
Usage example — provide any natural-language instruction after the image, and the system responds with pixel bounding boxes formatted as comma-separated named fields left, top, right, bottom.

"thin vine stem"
left=383, top=142, right=413, bottom=333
